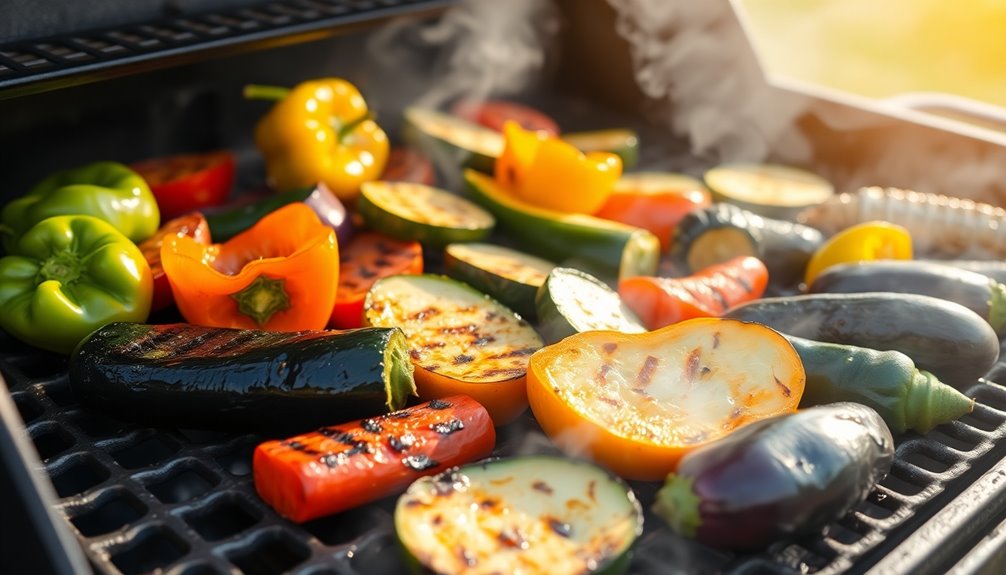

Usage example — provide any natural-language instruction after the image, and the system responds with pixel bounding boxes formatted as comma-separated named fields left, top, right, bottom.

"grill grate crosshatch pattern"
left=5, top=331, right=1006, bottom=574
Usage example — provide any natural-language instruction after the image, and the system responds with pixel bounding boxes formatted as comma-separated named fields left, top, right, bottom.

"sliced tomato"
left=329, top=232, right=424, bottom=329
left=451, top=99, right=560, bottom=136
left=138, top=213, right=211, bottom=312
left=254, top=395, right=496, bottom=523
left=132, top=150, right=236, bottom=220
left=382, top=147, right=436, bottom=185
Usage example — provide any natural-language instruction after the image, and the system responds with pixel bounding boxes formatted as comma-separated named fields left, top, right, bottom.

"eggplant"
left=807, top=260, right=1006, bottom=334
left=670, top=203, right=823, bottom=290
left=204, top=182, right=352, bottom=244
left=653, top=402, right=894, bottom=551
left=725, top=292, right=1000, bottom=388
left=69, top=323, right=416, bottom=431
left=918, top=259, right=1006, bottom=288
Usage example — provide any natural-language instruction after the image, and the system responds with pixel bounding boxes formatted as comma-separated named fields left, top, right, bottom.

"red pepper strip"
left=382, top=147, right=436, bottom=186
left=619, top=256, right=769, bottom=330
left=253, top=395, right=495, bottom=523
left=137, top=213, right=211, bottom=312
left=131, top=151, right=235, bottom=220
left=329, top=232, right=423, bottom=329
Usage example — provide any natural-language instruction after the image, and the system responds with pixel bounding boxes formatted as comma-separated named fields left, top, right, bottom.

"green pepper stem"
left=653, top=473, right=702, bottom=538
left=243, top=84, right=291, bottom=102
left=337, top=112, right=374, bottom=141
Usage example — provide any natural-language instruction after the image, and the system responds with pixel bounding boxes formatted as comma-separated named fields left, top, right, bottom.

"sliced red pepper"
left=452, top=99, right=560, bottom=136
left=619, top=256, right=769, bottom=329
left=253, top=395, right=496, bottom=523
left=594, top=174, right=712, bottom=251
left=382, top=147, right=436, bottom=186
left=330, top=232, right=423, bottom=329
left=131, top=151, right=235, bottom=220
left=137, top=213, right=211, bottom=312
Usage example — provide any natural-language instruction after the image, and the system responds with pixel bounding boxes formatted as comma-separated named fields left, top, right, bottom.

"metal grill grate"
left=0, top=0, right=453, bottom=100
left=5, top=331, right=1006, bottom=574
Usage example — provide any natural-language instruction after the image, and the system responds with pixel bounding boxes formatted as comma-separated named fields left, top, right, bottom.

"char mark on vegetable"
left=713, top=332, right=720, bottom=349
left=595, top=363, right=612, bottom=384
left=361, top=418, right=383, bottom=433
left=453, top=354, right=475, bottom=365
left=388, top=433, right=415, bottom=452
left=774, top=375, right=792, bottom=397
left=404, top=454, right=440, bottom=471
left=431, top=419, right=465, bottom=436
left=410, top=306, right=441, bottom=321
left=547, top=517, right=573, bottom=538
left=428, top=399, right=452, bottom=409
left=282, top=440, right=320, bottom=455
left=638, top=355, right=659, bottom=387
left=602, top=342, right=618, bottom=354
left=532, top=480, right=554, bottom=494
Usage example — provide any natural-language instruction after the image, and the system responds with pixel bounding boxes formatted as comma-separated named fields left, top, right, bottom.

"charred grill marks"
left=404, top=454, right=440, bottom=471
left=637, top=355, right=659, bottom=387
left=430, top=418, right=465, bottom=436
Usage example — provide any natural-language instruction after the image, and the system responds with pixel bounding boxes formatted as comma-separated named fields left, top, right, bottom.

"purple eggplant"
left=204, top=182, right=353, bottom=244
left=653, top=402, right=894, bottom=551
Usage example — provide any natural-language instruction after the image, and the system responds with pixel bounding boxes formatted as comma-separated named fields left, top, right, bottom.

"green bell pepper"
left=0, top=215, right=153, bottom=354
left=1, top=161, right=160, bottom=252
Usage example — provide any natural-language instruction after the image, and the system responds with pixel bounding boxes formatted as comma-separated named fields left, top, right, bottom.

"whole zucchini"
left=787, top=335, right=974, bottom=434
left=725, top=292, right=999, bottom=388
left=807, top=260, right=1006, bottom=334
left=654, top=402, right=894, bottom=551
left=69, top=323, right=416, bottom=430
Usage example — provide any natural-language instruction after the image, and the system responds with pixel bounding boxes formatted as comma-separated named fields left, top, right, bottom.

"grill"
left=4, top=1, right=1006, bottom=574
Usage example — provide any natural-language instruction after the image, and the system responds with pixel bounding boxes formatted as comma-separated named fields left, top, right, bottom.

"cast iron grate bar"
left=0, top=0, right=454, bottom=100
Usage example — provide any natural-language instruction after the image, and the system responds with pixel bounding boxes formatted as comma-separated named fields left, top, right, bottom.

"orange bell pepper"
left=495, top=121, right=621, bottom=213
left=161, top=203, right=338, bottom=331
left=803, top=220, right=912, bottom=285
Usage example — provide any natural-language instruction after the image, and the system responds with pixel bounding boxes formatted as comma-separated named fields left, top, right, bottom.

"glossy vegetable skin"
left=162, top=203, right=338, bottom=331
left=254, top=395, right=494, bottom=523
left=1, top=161, right=160, bottom=251
left=725, top=292, right=1000, bottom=388
left=788, top=335, right=974, bottom=434
left=0, top=215, right=153, bottom=354
left=69, top=322, right=416, bottom=430
left=330, top=232, right=423, bottom=329
left=204, top=182, right=352, bottom=245
left=403, top=107, right=503, bottom=174
left=526, top=318, right=805, bottom=480
left=443, top=242, right=554, bottom=321
left=137, top=213, right=212, bottom=312
left=619, top=256, right=768, bottom=330
left=465, top=170, right=660, bottom=282
left=654, top=403, right=894, bottom=551
left=807, top=260, right=1006, bottom=334
left=357, top=181, right=495, bottom=248
left=803, top=221, right=912, bottom=285
left=131, top=151, right=235, bottom=219
left=451, top=98, right=560, bottom=135
left=535, top=267, right=646, bottom=345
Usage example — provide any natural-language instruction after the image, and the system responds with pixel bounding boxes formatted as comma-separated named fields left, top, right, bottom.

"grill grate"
left=0, top=0, right=453, bottom=100
left=5, top=332, right=1006, bottom=574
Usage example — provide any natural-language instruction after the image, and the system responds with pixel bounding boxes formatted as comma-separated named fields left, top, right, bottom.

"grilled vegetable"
left=465, top=170, right=659, bottom=281
left=923, top=259, right=1006, bottom=285
left=162, top=203, right=338, bottom=331
left=403, top=107, right=503, bottom=174
left=444, top=242, right=554, bottom=320
left=137, top=213, right=211, bottom=312
left=255, top=395, right=494, bottom=523
left=69, top=322, right=416, bottom=430
left=396, top=456, right=643, bottom=575
left=246, top=80, right=389, bottom=201
left=0, top=215, right=153, bottom=354
left=654, top=403, right=894, bottom=551
left=496, top=122, right=621, bottom=215
left=803, top=221, right=912, bottom=285
left=526, top=318, right=805, bottom=480
left=594, top=172, right=711, bottom=252
left=204, top=182, right=352, bottom=244
left=452, top=98, right=560, bottom=135
left=670, top=203, right=823, bottom=290
left=382, top=147, right=435, bottom=185
left=703, top=163, right=833, bottom=220
left=788, top=335, right=974, bottom=434
left=563, top=128, right=639, bottom=169
left=1, top=161, right=159, bottom=251
left=536, top=267, right=646, bottom=345
left=357, top=181, right=495, bottom=248
left=807, top=260, right=1006, bottom=334
left=131, top=150, right=235, bottom=220
left=330, top=232, right=423, bottom=329
left=364, top=274, right=543, bottom=425
left=798, top=186, right=1006, bottom=260
left=619, top=256, right=768, bottom=330
left=725, top=292, right=999, bottom=388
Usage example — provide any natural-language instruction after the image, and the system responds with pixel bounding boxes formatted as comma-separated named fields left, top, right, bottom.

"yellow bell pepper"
left=804, top=220, right=913, bottom=285
left=246, top=79, right=389, bottom=202
left=495, top=121, right=621, bottom=214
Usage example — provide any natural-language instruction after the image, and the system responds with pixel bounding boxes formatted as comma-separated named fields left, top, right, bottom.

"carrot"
left=619, top=255, right=768, bottom=329
left=329, top=231, right=423, bottom=329
left=253, top=395, right=496, bottom=523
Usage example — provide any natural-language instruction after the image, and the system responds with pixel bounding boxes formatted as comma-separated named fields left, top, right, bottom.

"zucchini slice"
left=444, top=242, right=555, bottom=321
left=396, top=456, right=643, bottom=575
left=563, top=129, right=640, bottom=169
left=364, top=274, right=543, bottom=424
left=536, top=267, right=646, bottom=345
left=403, top=107, right=504, bottom=173
left=358, top=181, right=495, bottom=248
left=703, top=163, right=834, bottom=220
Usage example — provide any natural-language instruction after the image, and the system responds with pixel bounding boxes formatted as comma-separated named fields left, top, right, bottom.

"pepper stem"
left=231, top=275, right=291, bottom=326
left=904, top=370, right=975, bottom=434
left=243, top=84, right=292, bottom=102
left=38, top=250, right=83, bottom=285
left=653, top=473, right=702, bottom=538
left=336, top=112, right=374, bottom=142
